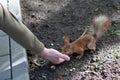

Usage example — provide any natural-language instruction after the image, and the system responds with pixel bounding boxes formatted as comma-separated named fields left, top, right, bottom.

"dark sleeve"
left=0, top=3, right=45, bottom=54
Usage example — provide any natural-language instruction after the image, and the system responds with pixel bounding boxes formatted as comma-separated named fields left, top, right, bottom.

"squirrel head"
left=87, top=36, right=96, bottom=51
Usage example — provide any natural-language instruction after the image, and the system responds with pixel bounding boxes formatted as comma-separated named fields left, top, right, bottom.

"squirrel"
left=61, top=15, right=111, bottom=59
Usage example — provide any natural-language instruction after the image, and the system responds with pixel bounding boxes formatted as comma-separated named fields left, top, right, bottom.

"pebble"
left=116, top=52, right=120, bottom=58
left=70, top=69, right=73, bottom=72
left=73, top=68, right=76, bottom=70
left=42, top=76, right=47, bottom=80
left=69, top=68, right=76, bottom=72
left=51, top=43, right=54, bottom=46
left=90, top=59, right=96, bottom=63
left=50, top=65, right=56, bottom=69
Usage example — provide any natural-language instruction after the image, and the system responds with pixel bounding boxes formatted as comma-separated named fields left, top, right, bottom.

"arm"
left=0, top=4, right=70, bottom=64
left=0, top=4, right=44, bottom=54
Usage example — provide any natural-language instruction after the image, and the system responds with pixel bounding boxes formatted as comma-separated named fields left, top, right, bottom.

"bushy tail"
left=93, top=15, right=111, bottom=39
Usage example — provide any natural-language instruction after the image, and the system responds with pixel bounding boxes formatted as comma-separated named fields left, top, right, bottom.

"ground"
left=20, top=0, right=120, bottom=80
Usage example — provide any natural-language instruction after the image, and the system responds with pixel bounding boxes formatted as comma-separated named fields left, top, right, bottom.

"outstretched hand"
left=39, top=48, right=70, bottom=64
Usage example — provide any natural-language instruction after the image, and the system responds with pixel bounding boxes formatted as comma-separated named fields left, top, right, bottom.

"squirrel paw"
left=90, top=50, right=96, bottom=54
left=76, top=56, right=82, bottom=59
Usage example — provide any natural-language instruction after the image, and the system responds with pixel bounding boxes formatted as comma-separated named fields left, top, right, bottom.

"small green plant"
left=115, top=30, right=120, bottom=35
left=110, top=26, right=117, bottom=35
left=107, top=21, right=120, bottom=36
left=95, top=7, right=100, bottom=12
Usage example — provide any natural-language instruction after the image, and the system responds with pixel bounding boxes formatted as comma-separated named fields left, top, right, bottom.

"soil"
left=20, top=0, right=120, bottom=80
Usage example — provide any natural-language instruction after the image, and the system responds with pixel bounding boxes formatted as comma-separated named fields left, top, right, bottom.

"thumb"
left=57, top=52, right=70, bottom=61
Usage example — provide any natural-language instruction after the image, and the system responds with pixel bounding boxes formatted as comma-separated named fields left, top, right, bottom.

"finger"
left=55, top=58, right=65, bottom=64
left=59, top=58, right=65, bottom=63
left=50, top=58, right=64, bottom=64
left=57, top=52, right=70, bottom=61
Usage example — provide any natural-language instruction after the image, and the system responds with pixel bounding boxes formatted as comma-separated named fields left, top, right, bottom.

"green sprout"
left=108, top=21, right=120, bottom=36
left=95, top=7, right=99, bottom=12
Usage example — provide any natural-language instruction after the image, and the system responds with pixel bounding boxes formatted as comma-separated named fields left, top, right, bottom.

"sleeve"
left=0, top=3, right=45, bottom=54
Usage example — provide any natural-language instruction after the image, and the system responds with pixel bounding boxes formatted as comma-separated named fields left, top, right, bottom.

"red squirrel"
left=61, top=15, right=111, bottom=59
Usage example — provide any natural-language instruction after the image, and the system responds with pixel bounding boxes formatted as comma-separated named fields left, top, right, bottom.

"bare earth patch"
left=21, top=0, right=120, bottom=80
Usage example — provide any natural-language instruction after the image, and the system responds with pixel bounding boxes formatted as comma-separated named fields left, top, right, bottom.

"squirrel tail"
left=93, top=15, right=111, bottom=39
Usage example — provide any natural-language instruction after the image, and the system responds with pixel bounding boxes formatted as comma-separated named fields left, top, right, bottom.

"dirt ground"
left=20, top=0, right=120, bottom=80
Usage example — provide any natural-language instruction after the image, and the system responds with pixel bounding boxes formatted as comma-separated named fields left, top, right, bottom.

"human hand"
left=39, top=48, right=70, bottom=64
